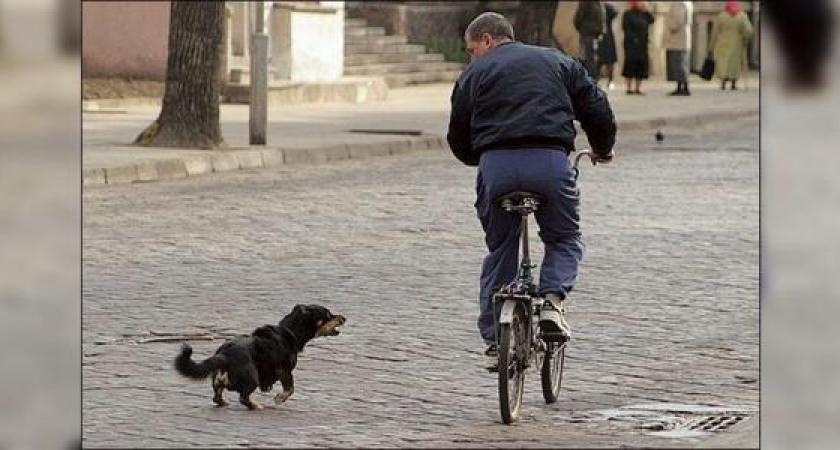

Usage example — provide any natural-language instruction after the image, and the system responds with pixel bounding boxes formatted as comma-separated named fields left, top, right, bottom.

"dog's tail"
left=174, top=343, right=226, bottom=380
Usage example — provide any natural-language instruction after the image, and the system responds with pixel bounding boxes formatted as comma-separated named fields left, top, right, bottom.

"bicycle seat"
left=495, top=191, right=543, bottom=213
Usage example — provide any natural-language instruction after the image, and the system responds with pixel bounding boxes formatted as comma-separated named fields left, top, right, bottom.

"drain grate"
left=687, top=415, right=749, bottom=432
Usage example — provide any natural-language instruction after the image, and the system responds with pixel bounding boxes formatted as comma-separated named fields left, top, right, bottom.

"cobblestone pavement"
left=83, top=118, right=758, bottom=448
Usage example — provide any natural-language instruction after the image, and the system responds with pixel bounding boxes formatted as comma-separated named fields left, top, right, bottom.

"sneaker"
left=540, top=294, right=571, bottom=342
left=485, top=344, right=499, bottom=372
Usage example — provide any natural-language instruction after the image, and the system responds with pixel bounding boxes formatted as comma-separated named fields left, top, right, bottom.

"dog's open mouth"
left=318, top=315, right=346, bottom=337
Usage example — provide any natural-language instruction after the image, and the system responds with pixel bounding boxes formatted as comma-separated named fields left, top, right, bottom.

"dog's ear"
left=292, top=304, right=309, bottom=315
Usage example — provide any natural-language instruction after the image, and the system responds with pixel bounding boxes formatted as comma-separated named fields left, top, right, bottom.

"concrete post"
left=249, top=2, right=268, bottom=145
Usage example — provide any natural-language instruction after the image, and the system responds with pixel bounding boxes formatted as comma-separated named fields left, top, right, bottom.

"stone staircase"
left=344, top=18, right=464, bottom=88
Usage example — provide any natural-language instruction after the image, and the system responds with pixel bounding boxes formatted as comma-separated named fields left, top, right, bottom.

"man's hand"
left=592, top=150, right=614, bottom=165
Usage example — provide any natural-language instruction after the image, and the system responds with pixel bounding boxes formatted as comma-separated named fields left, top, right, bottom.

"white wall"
left=271, top=2, right=344, bottom=82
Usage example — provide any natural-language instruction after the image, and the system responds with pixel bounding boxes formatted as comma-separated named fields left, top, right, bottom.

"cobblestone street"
left=83, top=117, right=758, bottom=448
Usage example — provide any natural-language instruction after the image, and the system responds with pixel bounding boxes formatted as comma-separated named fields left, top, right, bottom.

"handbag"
left=700, top=54, right=715, bottom=80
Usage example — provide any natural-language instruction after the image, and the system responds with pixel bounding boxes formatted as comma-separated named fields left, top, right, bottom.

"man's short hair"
left=465, top=12, right=515, bottom=42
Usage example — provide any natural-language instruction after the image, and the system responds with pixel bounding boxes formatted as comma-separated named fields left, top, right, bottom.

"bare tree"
left=135, top=1, right=226, bottom=149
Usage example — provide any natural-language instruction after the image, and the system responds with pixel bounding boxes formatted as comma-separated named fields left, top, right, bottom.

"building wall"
left=82, top=2, right=170, bottom=80
left=83, top=1, right=346, bottom=83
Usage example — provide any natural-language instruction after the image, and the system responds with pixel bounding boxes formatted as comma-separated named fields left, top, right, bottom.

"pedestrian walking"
left=598, top=2, right=619, bottom=90
left=664, top=1, right=693, bottom=96
left=574, top=0, right=605, bottom=79
left=621, top=1, right=654, bottom=95
left=711, top=1, right=754, bottom=91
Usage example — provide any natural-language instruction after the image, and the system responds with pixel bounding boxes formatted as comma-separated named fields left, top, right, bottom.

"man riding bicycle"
left=446, top=12, right=617, bottom=366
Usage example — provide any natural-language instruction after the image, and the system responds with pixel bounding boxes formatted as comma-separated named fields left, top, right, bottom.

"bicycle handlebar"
left=572, top=149, right=611, bottom=180
left=573, top=150, right=596, bottom=169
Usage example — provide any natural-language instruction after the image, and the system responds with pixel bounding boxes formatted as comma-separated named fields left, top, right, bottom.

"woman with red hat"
left=711, top=1, right=755, bottom=90
left=621, top=1, right=655, bottom=95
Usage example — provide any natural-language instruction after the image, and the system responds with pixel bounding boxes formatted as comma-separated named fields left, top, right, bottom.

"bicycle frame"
left=496, top=213, right=538, bottom=326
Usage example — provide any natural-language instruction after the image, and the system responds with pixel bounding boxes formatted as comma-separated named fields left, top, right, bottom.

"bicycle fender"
left=498, top=299, right=519, bottom=325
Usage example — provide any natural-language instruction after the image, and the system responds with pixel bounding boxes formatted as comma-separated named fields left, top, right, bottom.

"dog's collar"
left=278, top=324, right=304, bottom=352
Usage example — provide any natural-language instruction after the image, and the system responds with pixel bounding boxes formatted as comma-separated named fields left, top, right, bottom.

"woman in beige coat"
left=711, top=1, right=754, bottom=90
left=664, top=1, right=693, bottom=96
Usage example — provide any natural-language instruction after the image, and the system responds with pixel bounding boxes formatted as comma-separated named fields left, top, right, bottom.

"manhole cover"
left=687, top=414, right=749, bottom=432
left=568, top=403, right=757, bottom=440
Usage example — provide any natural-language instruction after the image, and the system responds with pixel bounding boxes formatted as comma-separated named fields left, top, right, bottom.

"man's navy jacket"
left=447, top=41, right=617, bottom=166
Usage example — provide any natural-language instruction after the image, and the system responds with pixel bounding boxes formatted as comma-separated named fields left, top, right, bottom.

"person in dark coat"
left=574, top=1, right=605, bottom=79
left=621, top=1, right=655, bottom=95
left=447, top=12, right=616, bottom=366
left=597, top=2, right=619, bottom=90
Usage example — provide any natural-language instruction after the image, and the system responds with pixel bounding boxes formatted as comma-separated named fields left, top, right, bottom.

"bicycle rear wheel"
left=498, top=302, right=527, bottom=424
left=541, top=342, right=566, bottom=404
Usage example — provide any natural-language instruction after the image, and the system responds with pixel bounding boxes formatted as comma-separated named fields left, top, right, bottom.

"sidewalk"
left=83, top=75, right=759, bottom=187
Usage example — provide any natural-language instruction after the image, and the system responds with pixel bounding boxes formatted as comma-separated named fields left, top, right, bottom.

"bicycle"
left=492, top=149, right=600, bottom=424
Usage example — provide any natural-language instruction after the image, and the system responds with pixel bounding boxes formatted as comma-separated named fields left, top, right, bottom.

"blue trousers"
left=476, top=149, right=584, bottom=345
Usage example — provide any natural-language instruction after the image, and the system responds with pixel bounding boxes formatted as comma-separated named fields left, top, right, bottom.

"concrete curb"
left=617, top=106, right=759, bottom=132
left=83, top=77, right=390, bottom=111
left=224, top=77, right=389, bottom=105
left=83, top=107, right=757, bottom=188
left=83, top=135, right=447, bottom=187
left=83, top=98, right=162, bottom=111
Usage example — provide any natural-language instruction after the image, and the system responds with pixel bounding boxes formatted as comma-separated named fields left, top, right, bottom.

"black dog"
left=174, top=304, right=346, bottom=410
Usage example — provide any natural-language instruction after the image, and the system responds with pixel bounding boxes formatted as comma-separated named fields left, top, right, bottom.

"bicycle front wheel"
left=541, top=342, right=566, bottom=404
left=498, top=302, right=527, bottom=424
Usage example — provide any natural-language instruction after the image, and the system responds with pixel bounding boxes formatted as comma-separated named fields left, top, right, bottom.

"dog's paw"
left=273, top=391, right=292, bottom=406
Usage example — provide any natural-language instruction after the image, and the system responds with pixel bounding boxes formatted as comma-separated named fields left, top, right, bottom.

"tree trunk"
left=512, top=1, right=559, bottom=48
left=135, top=1, right=226, bottom=149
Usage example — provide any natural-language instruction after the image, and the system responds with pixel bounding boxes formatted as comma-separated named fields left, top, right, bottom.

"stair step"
left=344, top=26, right=386, bottom=37
left=345, top=18, right=367, bottom=28
left=345, top=43, right=427, bottom=55
left=383, top=70, right=463, bottom=88
left=345, top=53, right=445, bottom=66
left=344, top=35, right=408, bottom=46
left=344, top=61, right=464, bottom=76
